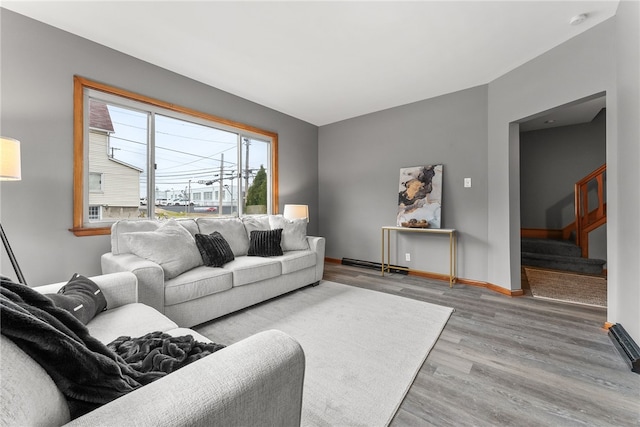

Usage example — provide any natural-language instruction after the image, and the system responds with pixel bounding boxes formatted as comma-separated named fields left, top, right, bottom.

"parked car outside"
left=194, top=206, right=217, bottom=212
left=171, top=199, right=195, bottom=206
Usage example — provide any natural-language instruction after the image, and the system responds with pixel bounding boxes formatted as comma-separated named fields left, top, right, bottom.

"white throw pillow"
left=269, top=215, right=309, bottom=251
left=196, top=218, right=250, bottom=256
left=242, top=215, right=271, bottom=237
left=122, top=219, right=203, bottom=279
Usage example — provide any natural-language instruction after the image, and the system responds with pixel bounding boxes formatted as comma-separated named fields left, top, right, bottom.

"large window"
left=72, top=77, right=278, bottom=236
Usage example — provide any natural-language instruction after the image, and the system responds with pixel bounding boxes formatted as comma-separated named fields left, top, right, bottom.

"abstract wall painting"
left=397, top=164, right=443, bottom=228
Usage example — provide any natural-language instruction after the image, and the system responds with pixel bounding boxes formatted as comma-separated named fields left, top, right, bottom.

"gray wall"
left=0, top=9, right=318, bottom=285
left=319, top=86, right=488, bottom=282
left=520, top=111, right=606, bottom=229
left=487, top=18, right=616, bottom=291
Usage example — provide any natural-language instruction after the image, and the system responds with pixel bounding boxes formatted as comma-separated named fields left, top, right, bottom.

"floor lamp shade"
left=0, top=136, right=26, bottom=284
left=283, top=204, right=309, bottom=222
left=0, top=137, right=22, bottom=181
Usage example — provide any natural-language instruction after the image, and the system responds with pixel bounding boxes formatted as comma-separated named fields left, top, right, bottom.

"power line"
left=108, top=135, right=238, bottom=170
left=109, top=119, right=237, bottom=145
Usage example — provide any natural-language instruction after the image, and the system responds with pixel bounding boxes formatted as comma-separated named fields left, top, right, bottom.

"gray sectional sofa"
left=1, top=272, right=305, bottom=426
left=101, top=215, right=326, bottom=327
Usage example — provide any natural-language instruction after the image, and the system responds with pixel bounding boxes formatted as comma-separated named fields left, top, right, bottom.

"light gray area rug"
left=196, top=280, right=454, bottom=426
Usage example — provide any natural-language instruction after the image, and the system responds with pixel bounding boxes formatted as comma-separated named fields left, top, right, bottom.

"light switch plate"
left=464, top=178, right=472, bottom=188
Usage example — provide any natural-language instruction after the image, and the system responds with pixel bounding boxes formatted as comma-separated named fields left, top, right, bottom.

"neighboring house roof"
left=109, top=156, right=144, bottom=173
left=88, top=100, right=140, bottom=173
left=89, top=99, right=114, bottom=132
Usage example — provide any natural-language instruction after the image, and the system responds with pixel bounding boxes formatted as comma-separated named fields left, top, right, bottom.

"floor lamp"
left=1, top=136, right=27, bottom=285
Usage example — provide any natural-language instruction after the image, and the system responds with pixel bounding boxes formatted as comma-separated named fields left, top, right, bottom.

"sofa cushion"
left=269, top=215, right=309, bottom=251
left=45, top=274, right=107, bottom=325
left=87, top=303, right=180, bottom=344
left=175, top=218, right=199, bottom=236
left=164, top=266, right=233, bottom=306
left=195, top=232, right=235, bottom=267
left=248, top=229, right=284, bottom=257
left=0, top=337, right=71, bottom=426
left=242, top=215, right=271, bottom=237
left=224, top=256, right=282, bottom=287
left=123, top=219, right=203, bottom=279
left=278, top=250, right=317, bottom=274
left=196, top=218, right=250, bottom=257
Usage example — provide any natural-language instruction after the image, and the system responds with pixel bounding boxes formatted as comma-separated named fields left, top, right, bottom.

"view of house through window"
left=77, top=79, right=276, bottom=233
left=88, top=99, right=146, bottom=222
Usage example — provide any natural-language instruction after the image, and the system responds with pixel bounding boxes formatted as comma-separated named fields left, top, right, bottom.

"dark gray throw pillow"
left=195, top=231, right=235, bottom=267
left=46, top=274, right=107, bottom=325
left=248, top=228, right=284, bottom=257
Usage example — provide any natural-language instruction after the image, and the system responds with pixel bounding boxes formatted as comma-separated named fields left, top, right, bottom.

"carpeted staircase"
left=521, top=238, right=606, bottom=275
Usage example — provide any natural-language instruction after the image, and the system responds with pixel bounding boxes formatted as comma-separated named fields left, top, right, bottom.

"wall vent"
left=341, top=258, right=408, bottom=275
left=608, top=323, right=640, bottom=374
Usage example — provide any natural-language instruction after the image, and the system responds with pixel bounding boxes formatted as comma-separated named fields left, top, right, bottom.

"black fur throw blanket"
left=0, top=278, right=225, bottom=419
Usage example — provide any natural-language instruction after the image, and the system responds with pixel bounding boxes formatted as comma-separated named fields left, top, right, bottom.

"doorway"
left=517, top=93, right=607, bottom=307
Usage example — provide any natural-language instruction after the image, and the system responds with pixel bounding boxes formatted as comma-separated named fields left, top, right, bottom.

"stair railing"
left=574, top=164, right=607, bottom=257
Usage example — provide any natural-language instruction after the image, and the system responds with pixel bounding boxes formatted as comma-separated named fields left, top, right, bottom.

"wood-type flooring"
left=322, top=262, right=640, bottom=427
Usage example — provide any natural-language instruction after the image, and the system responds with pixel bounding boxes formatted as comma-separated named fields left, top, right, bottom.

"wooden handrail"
left=574, top=164, right=607, bottom=257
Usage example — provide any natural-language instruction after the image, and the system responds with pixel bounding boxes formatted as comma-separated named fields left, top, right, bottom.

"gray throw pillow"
left=123, top=219, right=203, bottom=279
left=46, top=273, right=107, bottom=325
left=248, top=229, right=284, bottom=257
left=269, top=215, right=309, bottom=251
left=195, top=232, right=235, bottom=267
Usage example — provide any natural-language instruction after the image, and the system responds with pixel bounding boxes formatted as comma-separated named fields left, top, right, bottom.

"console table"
left=381, top=226, right=457, bottom=287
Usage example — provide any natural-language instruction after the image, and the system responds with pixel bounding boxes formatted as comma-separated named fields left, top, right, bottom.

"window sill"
left=69, top=226, right=112, bottom=237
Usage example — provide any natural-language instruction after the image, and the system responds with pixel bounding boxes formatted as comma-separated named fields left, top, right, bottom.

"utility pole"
left=230, top=178, right=234, bottom=214
left=218, top=153, right=224, bottom=217
left=185, top=179, right=191, bottom=214
left=244, top=138, right=250, bottom=205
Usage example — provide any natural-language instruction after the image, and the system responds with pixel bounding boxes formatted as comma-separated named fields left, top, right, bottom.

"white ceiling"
left=2, top=1, right=619, bottom=126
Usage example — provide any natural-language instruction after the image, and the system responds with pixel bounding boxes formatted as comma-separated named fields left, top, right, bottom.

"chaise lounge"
left=0, top=271, right=306, bottom=426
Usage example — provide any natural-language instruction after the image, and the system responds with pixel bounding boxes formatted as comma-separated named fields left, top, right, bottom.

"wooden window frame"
left=71, top=76, right=279, bottom=236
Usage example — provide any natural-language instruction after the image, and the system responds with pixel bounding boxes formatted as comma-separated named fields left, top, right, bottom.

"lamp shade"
left=283, top=204, right=309, bottom=222
left=0, top=137, right=21, bottom=181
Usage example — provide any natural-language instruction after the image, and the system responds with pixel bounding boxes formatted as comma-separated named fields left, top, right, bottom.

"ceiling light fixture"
left=570, top=13, right=588, bottom=26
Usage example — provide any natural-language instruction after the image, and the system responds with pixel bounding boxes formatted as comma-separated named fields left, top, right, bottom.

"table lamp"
left=283, top=204, right=309, bottom=222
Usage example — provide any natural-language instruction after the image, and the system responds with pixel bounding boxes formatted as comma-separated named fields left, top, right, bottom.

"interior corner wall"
left=318, top=85, right=489, bottom=283
left=0, top=9, right=319, bottom=285
left=487, top=18, right=617, bottom=292
left=613, top=0, right=640, bottom=342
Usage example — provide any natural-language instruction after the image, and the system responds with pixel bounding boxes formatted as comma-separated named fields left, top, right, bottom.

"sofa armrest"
left=66, top=329, right=305, bottom=427
left=307, top=236, right=326, bottom=282
left=32, top=272, right=138, bottom=310
left=101, top=253, right=165, bottom=313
